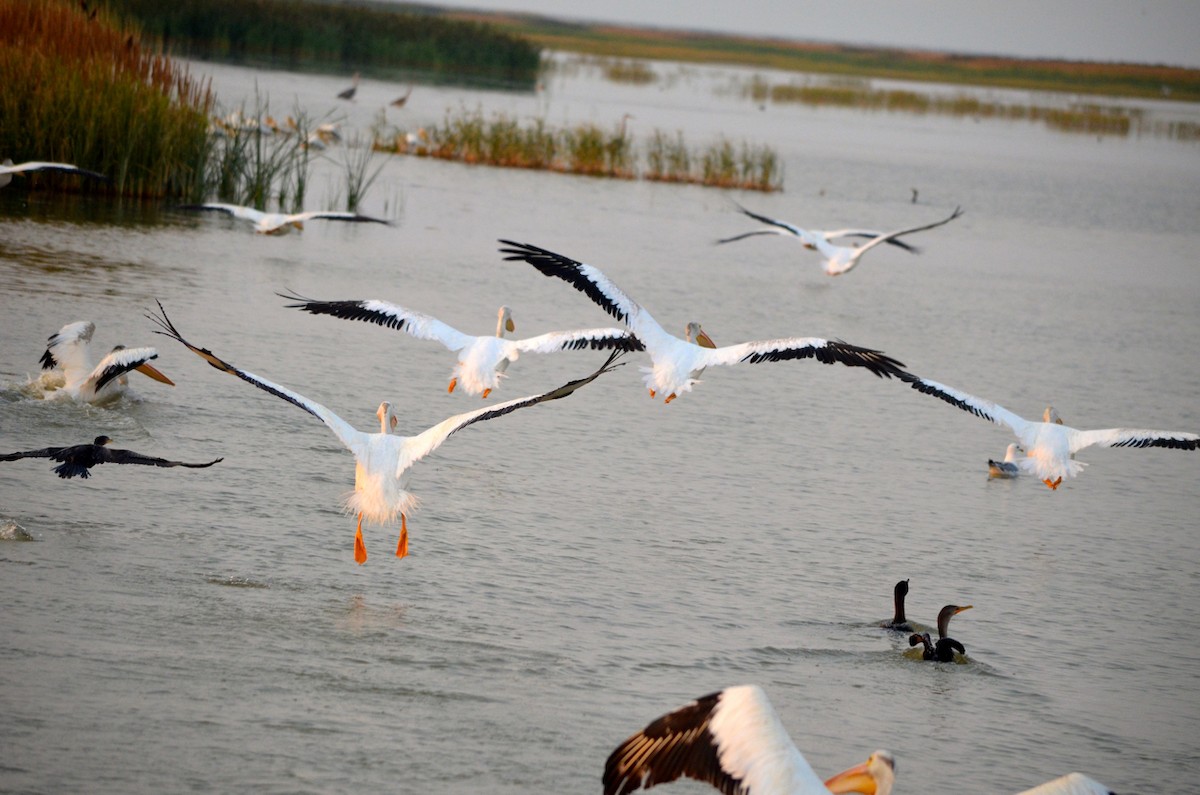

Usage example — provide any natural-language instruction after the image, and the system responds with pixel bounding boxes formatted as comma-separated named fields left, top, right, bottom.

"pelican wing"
left=512, top=328, right=644, bottom=355
left=900, top=374, right=1031, bottom=434
left=146, top=302, right=361, bottom=451
left=279, top=293, right=477, bottom=352
left=40, top=321, right=95, bottom=371
left=1015, top=772, right=1115, bottom=795
left=400, top=351, right=622, bottom=469
left=822, top=228, right=919, bottom=253
left=730, top=203, right=807, bottom=237
left=88, top=346, right=164, bottom=392
left=1069, top=427, right=1199, bottom=454
left=291, top=210, right=391, bottom=226
left=101, top=447, right=224, bottom=469
left=849, top=206, right=962, bottom=256
left=179, top=203, right=266, bottom=224
left=2, top=161, right=108, bottom=180
left=716, top=228, right=793, bottom=245
left=603, top=685, right=824, bottom=795
left=699, top=337, right=905, bottom=379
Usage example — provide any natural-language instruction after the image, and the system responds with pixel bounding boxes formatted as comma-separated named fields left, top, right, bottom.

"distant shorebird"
left=988, top=442, right=1023, bottom=479
left=603, top=685, right=896, bottom=795
left=37, top=320, right=174, bottom=405
left=281, top=294, right=642, bottom=398
left=149, top=302, right=622, bottom=565
left=900, top=373, right=1200, bottom=489
left=719, top=204, right=963, bottom=276
left=179, top=203, right=390, bottom=235
left=390, top=86, right=413, bottom=108
left=337, top=71, right=360, bottom=101
left=500, top=239, right=905, bottom=403
left=0, top=158, right=108, bottom=188
left=1, top=436, right=221, bottom=479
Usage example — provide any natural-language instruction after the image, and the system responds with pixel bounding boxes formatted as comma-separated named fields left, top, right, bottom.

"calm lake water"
left=1, top=56, right=1198, bottom=794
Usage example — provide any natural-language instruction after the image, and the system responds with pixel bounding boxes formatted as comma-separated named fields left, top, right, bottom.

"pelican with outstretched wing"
left=37, top=321, right=174, bottom=404
left=179, top=203, right=391, bottom=235
left=148, top=302, right=621, bottom=564
left=500, top=240, right=904, bottom=403
left=0, top=158, right=108, bottom=188
left=281, top=292, right=642, bottom=398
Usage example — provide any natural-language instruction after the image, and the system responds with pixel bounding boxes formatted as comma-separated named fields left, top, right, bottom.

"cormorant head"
left=937, top=604, right=973, bottom=638
left=93, top=435, right=113, bottom=446
left=824, top=749, right=896, bottom=795
left=894, top=579, right=909, bottom=598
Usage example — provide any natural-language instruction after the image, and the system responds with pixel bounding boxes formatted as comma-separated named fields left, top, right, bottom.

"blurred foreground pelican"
left=38, top=321, right=174, bottom=404
left=179, top=203, right=391, bottom=235
left=1016, top=773, right=1115, bottom=794
left=0, top=158, right=108, bottom=188
left=900, top=373, right=1199, bottom=489
left=603, top=685, right=894, bottom=795
left=909, top=604, right=972, bottom=662
left=718, top=204, right=963, bottom=276
left=1, top=435, right=221, bottom=479
left=149, top=302, right=621, bottom=564
left=281, top=293, right=643, bottom=398
left=500, top=240, right=905, bottom=403
left=989, top=443, right=1023, bottom=479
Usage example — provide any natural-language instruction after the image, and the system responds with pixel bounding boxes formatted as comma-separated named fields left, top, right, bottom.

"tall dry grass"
left=0, top=0, right=212, bottom=196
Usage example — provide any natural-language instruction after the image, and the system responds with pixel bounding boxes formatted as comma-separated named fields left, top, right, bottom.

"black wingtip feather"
left=499, top=239, right=628, bottom=323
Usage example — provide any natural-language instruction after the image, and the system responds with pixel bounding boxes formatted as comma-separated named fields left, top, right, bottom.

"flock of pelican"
left=7, top=162, right=1187, bottom=793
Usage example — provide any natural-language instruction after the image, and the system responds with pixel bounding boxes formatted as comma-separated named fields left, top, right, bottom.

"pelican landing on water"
left=500, top=240, right=905, bottom=403
left=280, top=293, right=642, bottom=398
left=148, top=302, right=622, bottom=564
left=0, top=436, right=221, bottom=479
left=0, top=158, right=108, bottom=188
left=37, top=321, right=174, bottom=404
left=604, top=685, right=895, bottom=795
left=900, top=373, right=1199, bottom=489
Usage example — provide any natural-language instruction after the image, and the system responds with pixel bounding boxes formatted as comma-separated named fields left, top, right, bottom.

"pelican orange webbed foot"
left=354, top=513, right=368, bottom=565
left=448, top=377, right=458, bottom=393
left=396, top=514, right=409, bottom=558
left=664, top=393, right=677, bottom=404
left=648, top=389, right=656, bottom=398
left=1044, top=477, right=1062, bottom=490
left=481, top=388, right=492, bottom=399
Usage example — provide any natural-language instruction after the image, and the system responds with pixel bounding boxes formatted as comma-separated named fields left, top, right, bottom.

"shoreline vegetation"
left=103, top=0, right=540, bottom=88
left=446, top=10, right=1200, bottom=103
left=373, top=109, right=783, bottom=192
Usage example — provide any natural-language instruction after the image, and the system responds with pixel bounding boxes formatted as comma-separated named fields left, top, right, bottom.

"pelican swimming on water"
left=900, top=373, right=1199, bottom=489
left=179, top=203, right=391, bottom=235
left=500, top=240, right=905, bottom=403
left=989, top=443, right=1023, bottom=479
left=148, top=302, right=621, bottom=564
left=1, top=435, right=221, bottom=479
left=718, top=204, right=963, bottom=276
left=1015, top=773, right=1115, bottom=794
left=909, top=604, right=973, bottom=662
left=0, top=158, right=108, bottom=188
left=280, top=293, right=643, bottom=398
left=37, top=321, right=174, bottom=404
left=604, top=685, right=894, bottom=795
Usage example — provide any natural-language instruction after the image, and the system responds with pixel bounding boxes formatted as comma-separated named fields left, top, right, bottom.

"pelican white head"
left=376, top=401, right=398, bottom=433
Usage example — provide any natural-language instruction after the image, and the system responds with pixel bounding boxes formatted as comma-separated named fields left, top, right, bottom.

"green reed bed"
left=0, top=0, right=213, bottom=197
left=377, top=109, right=781, bottom=191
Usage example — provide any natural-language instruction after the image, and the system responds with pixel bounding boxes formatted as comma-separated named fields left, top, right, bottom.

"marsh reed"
left=377, top=108, right=781, bottom=191
left=0, top=0, right=213, bottom=196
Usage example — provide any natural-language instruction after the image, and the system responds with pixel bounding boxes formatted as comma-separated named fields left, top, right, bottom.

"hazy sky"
left=408, top=0, right=1200, bottom=68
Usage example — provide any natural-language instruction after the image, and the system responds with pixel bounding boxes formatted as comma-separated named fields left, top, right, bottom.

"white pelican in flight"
left=1, top=435, right=221, bottom=480
left=499, top=240, right=905, bottom=403
left=0, top=158, right=108, bottom=188
left=1016, top=773, right=1115, bottom=794
left=179, top=203, right=391, bottom=235
left=280, top=292, right=643, bottom=398
left=718, top=204, right=963, bottom=276
left=901, top=373, right=1199, bottom=489
left=37, top=321, right=175, bottom=404
left=988, top=443, right=1023, bottom=479
left=148, top=302, right=621, bottom=564
left=603, top=685, right=895, bottom=795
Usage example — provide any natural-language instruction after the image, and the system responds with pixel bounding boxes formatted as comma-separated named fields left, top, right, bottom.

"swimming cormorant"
left=880, top=579, right=912, bottom=631
left=909, top=604, right=972, bottom=662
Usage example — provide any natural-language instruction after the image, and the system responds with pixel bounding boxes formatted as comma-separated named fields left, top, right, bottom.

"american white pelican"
left=0, top=158, right=108, bottom=188
left=603, top=685, right=895, bottom=795
left=179, top=203, right=391, bottom=235
left=500, top=240, right=905, bottom=403
left=988, top=443, right=1023, bottom=479
left=908, top=604, right=972, bottom=662
left=0, top=436, right=222, bottom=479
left=900, top=374, right=1199, bottom=489
left=280, top=293, right=643, bottom=398
left=718, top=204, right=963, bottom=276
left=337, top=72, right=360, bottom=101
left=38, top=321, right=175, bottom=404
left=880, top=579, right=912, bottom=632
left=1016, top=773, right=1115, bottom=794
left=148, top=302, right=621, bottom=564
